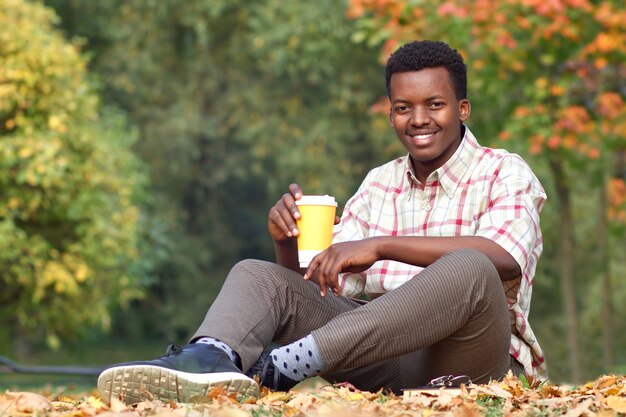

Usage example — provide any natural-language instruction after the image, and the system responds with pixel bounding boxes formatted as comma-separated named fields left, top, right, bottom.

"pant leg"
left=191, top=259, right=361, bottom=371
left=313, top=249, right=511, bottom=387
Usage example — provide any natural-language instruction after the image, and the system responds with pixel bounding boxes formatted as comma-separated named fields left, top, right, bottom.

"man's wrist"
left=370, top=236, right=387, bottom=261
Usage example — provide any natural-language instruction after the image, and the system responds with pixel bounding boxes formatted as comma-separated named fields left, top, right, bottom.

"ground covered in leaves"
left=3, top=373, right=626, bottom=416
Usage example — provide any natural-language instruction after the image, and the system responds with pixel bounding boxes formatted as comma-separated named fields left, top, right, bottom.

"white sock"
left=194, top=337, right=240, bottom=364
left=269, top=334, right=325, bottom=381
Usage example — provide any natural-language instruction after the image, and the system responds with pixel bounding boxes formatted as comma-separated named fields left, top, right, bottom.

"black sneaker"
left=98, top=343, right=259, bottom=404
left=246, top=349, right=299, bottom=392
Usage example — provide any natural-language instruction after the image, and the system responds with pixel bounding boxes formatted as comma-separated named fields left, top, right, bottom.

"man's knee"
left=227, top=259, right=297, bottom=287
left=444, top=248, right=499, bottom=282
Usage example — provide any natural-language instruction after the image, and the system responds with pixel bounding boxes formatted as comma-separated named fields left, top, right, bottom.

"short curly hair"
left=385, top=40, right=467, bottom=100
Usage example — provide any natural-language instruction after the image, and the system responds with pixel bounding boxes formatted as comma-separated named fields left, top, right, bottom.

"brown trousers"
left=193, top=249, right=519, bottom=393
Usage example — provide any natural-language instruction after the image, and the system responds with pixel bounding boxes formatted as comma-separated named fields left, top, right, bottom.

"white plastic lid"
left=295, top=195, right=337, bottom=206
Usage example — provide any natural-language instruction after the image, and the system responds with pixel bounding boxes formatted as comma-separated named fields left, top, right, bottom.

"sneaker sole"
left=97, top=365, right=259, bottom=404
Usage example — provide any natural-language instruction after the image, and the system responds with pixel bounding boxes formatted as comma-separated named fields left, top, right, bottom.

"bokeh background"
left=1, top=0, right=625, bottom=387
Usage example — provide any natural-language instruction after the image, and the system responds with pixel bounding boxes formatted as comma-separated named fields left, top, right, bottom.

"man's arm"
left=304, top=235, right=519, bottom=296
left=376, top=235, right=520, bottom=279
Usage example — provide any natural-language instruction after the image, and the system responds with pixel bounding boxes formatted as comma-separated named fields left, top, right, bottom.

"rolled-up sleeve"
left=474, top=155, right=546, bottom=275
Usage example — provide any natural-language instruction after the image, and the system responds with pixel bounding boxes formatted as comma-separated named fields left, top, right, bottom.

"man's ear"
left=389, top=110, right=394, bottom=128
left=459, top=99, right=471, bottom=121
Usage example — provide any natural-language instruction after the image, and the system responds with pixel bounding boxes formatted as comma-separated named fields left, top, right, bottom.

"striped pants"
left=192, top=249, right=519, bottom=393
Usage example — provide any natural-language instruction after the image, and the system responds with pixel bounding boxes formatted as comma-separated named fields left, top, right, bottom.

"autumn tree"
left=347, top=0, right=626, bottom=382
left=0, top=0, right=149, bottom=354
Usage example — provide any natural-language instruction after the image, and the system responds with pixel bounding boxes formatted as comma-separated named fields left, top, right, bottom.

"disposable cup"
left=295, top=195, right=337, bottom=268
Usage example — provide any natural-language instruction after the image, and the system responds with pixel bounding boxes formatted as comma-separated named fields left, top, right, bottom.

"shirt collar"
left=403, top=125, right=479, bottom=198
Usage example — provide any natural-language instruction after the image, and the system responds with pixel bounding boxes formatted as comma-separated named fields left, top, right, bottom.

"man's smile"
left=407, top=131, right=437, bottom=146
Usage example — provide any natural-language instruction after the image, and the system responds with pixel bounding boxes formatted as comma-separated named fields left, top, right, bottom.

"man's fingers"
left=282, top=192, right=301, bottom=221
left=289, top=183, right=303, bottom=200
left=269, top=206, right=294, bottom=237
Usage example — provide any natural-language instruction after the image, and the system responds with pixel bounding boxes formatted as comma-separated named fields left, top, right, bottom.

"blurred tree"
left=45, top=0, right=388, bottom=341
left=347, top=0, right=626, bottom=382
left=0, top=0, right=149, bottom=355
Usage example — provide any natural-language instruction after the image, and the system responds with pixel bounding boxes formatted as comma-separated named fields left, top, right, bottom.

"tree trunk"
left=598, top=178, right=613, bottom=369
left=548, top=156, right=581, bottom=382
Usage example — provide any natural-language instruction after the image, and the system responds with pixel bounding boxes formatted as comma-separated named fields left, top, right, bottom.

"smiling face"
left=389, top=67, right=471, bottom=183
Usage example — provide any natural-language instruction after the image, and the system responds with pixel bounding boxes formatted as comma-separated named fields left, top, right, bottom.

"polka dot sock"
left=269, top=334, right=325, bottom=381
left=194, top=337, right=240, bottom=366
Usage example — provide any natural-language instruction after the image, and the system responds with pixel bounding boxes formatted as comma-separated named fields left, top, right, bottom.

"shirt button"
left=424, top=205, right=431, bottom=211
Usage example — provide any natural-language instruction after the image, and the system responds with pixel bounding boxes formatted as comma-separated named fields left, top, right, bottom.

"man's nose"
left=410, top=107, right=430, bottom=126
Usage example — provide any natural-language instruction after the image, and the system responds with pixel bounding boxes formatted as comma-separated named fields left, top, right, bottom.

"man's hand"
left=269, top=184, right=341, bottom=272
left=304, top=239, right=379, bottom=297
left=268, top=183, right=303, bottom=242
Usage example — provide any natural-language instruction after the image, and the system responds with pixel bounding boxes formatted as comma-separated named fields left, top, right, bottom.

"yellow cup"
left=295, top=195, right=337, bottom=268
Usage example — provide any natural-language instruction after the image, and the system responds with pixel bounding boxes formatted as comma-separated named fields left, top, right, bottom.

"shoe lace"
left=260, top=355, right=280, bottom=388
left=163, top=344, right=182, bottom=357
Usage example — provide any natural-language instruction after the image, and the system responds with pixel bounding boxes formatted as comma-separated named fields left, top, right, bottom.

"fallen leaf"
left=453, top=403, right=483, bottom=417
left=110, top=395, right=128, bottom=412
left=594, top=375, right=617, bottom=390
left=472, top=385, right=512, bottom=399
left=212, top=408, right=250, bottom=417
left=562, top=398, right=594, bottom=417
left=606, top=395, right=626, bottom=413
left=259, top=390, right=291, bottom=404
left=7, top=391, right=52, bottom=413
left=85, top=395, right=106, bottom=410
left=287, top=393, right=319, bottom=409
left=96, top=411, right=138, bottom=417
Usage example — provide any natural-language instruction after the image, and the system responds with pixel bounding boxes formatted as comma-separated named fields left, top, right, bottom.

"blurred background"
left=1, top=0, right=625, bottom=389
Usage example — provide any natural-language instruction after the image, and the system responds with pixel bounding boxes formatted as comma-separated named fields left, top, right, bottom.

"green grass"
left=476, top=395, right=506, bottom=417
left=0, top=339, right=165, bottom=393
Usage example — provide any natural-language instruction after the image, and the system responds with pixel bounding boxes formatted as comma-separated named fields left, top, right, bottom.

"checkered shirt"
left=332, top=126, right=548, bottom=380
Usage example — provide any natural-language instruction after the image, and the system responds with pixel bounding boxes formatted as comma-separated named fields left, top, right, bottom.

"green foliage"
left=45, top=0, right=389, bottom=340
left=0, top=0, right=149, bottom=350
left=476, top=395, right=505, bottom=417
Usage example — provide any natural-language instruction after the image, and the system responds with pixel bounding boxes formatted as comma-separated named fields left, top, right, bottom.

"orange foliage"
left=556, top=106, right=593, bottom=134
left=348, top=0, right=626, bottom=165
left=597, top=92, right=625, bottom=120
left=607, top=178, right=626, bottom=223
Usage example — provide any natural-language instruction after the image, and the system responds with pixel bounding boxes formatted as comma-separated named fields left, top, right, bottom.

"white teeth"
left=412, top=134, right=433, bottom=139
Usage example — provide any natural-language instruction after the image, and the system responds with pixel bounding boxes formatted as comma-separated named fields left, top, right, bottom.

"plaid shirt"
left=333, top=126, right=548, bottom=380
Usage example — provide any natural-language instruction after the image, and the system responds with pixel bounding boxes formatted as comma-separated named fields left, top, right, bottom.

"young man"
left=98, top=40, right=547, bottom=404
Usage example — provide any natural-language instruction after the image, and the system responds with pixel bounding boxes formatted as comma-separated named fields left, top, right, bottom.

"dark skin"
left=267, top=67, right=521, bottom=297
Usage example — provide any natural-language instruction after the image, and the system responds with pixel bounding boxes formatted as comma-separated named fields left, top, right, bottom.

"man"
left=98, top=40, right=547, bottom=404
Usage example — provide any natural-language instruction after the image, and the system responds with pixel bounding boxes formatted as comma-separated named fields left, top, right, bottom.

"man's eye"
left=395, top=106, right=409, bottom=112
left=429, top=102, right=445, bottom=108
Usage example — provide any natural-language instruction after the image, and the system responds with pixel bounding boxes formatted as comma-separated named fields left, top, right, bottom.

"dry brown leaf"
left=562, top=398, right=594, bottom=417
left=602, top=386, right=621, bottom=396
left=402, top=393, right=437, bottom=408
left=207, top=386, right=229, bottom=400
left=85, top=395, right=107, bottom=410
left=95, top=411, right=138, bottom=417
left=453, top=403, right=482, bottom=417
left=212, top=408, right=250, bottom=417
left=6, top=391, right=52, bottom=413
left=472, top=385, right=512, bottom=399
left=287, top=392, right=320, bottom=409
left=594, top=375, right=617, bottom=390
left=434, top=392, right=456, bottom=408
left=259, top=390, right=291, bottom=404
left=606, top=395, right=626, bottom=413
left=595, top=411, right=618, bottom=417
left=540, top=384, right=564, bottom=398
left=109, top=395, right=128, bottom=413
